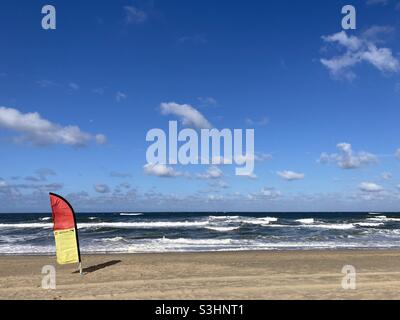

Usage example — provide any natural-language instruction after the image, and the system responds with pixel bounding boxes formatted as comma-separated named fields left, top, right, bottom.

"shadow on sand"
left=73, top=260, right=122, bottom=274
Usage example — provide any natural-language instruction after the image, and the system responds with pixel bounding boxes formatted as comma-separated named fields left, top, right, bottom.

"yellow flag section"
left=54, top=228, right=79, bottom=264
left=49, top=193, right=82, bottom=272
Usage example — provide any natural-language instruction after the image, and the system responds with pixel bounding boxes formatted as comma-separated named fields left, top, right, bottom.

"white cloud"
left=0, top=179, right=7, bottom=188
left=143, top=163, right=182, bottom=178
left=359, top=182, right=384, bottom=192
left=0, top=107, right=106, bottom=147
left=36, top=80, right=57, bottom=88
left=322, top=32, right=362, bottom=51
left=94, top=184, right=111, bottom=194
left=277, top=170, right=305, bottom=181
left=68, top=82, right=79, bottom=90
left=179, top=34, right=208, bottom=45
left=209, top=180, right=229, bottom=189
left=362, top=25, right=394, bottom=44
left=197, top=96, right=217, bottom=107
left=396, top=149, right=400, bottom=159
left=245, top=117, right=269, bottom=126
left=30, top=168, right=56, bottom=181
left=240, top=172, right=258, bottom=179
left=124, top=6, right=147, bottom=24
left=160, top=102, right=212, bottom=129
left=260, top=187, right=281, bottom=199
left=208, top=194, right=223, bottom=201
left=381, top=172, right=392, bottom=180
left=361, top=46, right=400, bottom=72
left=92, top=88, right=105, bottom=95
left=116, top=91, right=127, bottom=102
left=319, top=143, right=377, bottom=169
left=197, top=166, right=223, bottom=179
left=95, top=134, right=107, bottom=145
left=110, top=171, right=132, bottom=178
left=320, top=30, right=399, bottom=79
left=249, top=187, right=281, bottom=200
left=254, top=153, right=273, bottom=162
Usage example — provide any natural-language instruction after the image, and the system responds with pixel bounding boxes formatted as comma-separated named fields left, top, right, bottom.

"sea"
left=1, top=212, right=400, bottom=255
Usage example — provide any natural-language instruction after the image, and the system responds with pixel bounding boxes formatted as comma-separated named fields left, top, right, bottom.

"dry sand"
left=1, top=250, right=400, bottom=300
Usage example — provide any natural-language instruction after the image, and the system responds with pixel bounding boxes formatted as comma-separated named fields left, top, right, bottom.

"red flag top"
left=50, top=193, right=76, bottom=231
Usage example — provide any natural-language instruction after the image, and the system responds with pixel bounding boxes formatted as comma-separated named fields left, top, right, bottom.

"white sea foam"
left=0, top=223, right=53, bottom=229
left=367, top=216, right=400, bottom=222
left=0, top=234, right=41, bottom=243
left=367, top=215, right=387, bottom=221
left=39, top=217, right=51, bottom=221
left=0, top=244, right=55, bottom=254
left=355, top=222, right=384, bottom=227
left=300, top=223, right=355, bottom=230
left=120, top=213, right=143, bottom=216
left=160, top=238, right=235, bottom=245
left=102, top=237, right=125, bottom=242
left=295, top=218, right=314, bottom=224
left=240, top=217, right=278, bottom=225
left=2, top=213, right=400, bottom=255
left=205, top=226, right=240, bottom=232
left=264, top=224, right=294, bottom=228
left=3, top=236, right=400, bottom=254
left=90, top=238, right=400, bottom=253
left=0, top=220, right=209, bottom=230
left=78, top=221, right=209, bottom=229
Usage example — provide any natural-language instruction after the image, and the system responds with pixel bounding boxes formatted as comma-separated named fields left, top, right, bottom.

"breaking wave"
left=2, top=212, right=400, bottom=254
left=295, top=218, right=314, bottom=224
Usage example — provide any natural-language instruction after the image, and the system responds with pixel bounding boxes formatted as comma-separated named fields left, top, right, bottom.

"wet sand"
left=1, top=250, right=400, bottom=299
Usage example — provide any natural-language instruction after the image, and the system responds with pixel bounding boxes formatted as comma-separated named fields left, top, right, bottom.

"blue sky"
left=1, top=0, right=400, bottom=212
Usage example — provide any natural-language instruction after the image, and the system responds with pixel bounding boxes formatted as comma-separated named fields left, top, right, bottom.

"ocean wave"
left=0, top=220, right=210, bottom=230
left=367, top=216, right=400, bottom=222
left=260, top=222, right=354, bottom=230
left=78, top=221, right=209, bottom=229
left=367, top=215, right=387, bottom=221
left=3, top=236, right=400, bottom=254
left=0, top=234, right=42, bottom=243
left=84, top=238, right=400, bottom=252
left=240, top=217, right=278, bottom=225
left=0, top=223, right=53, bottom=229
left=205, top=226, right=240, bottom=232
left=300, top=223, right=355, bottom=230
left=0, top=244, right=55, bottom=254
left=120, top=213, right=143, bottom=216
left=39, top=217, right=51, bottom=221
left=101, top=236, right=125, bottom=242
left=355, top=222, right=384, bottom=227
left=295, top=218, right=314, bottom=224
left=209, top=215, right=240, bottom=220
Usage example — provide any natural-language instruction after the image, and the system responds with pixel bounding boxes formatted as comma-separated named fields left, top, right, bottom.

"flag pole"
left=70, top=197, right=83, bottom=276
left=79, top=261, right=83, bottom=275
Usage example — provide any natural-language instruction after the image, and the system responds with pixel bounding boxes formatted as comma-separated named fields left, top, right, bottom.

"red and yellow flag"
left=49, top=193, right=81, bottom=266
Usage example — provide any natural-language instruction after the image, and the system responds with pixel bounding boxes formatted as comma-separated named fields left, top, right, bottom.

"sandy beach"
left=0, top=250, right=400, bottom=300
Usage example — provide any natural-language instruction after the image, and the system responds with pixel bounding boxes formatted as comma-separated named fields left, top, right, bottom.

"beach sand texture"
left=1, top=250, right=400, bottom=300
